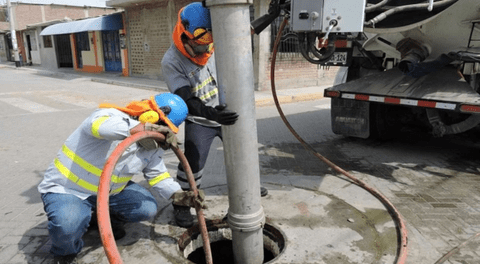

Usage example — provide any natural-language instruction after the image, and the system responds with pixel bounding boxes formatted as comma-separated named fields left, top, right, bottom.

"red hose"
left=97, top=131, right=213, bottom=264
left=271, top=17, right=408, bottom=264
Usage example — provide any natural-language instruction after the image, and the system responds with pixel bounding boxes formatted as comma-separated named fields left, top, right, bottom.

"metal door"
left=55, top=34, right=73, bottom=68
left=102, top=31, right=121, bottom=72
left=75, top=32, right=90, bottom=69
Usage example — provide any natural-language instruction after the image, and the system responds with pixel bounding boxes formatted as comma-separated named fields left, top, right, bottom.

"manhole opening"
left=178, top=219, right=286, bottom=264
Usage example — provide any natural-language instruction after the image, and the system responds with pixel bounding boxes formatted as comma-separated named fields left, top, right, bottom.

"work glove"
left=172, top=189, right=207, bottom=209
left=213, top=104, right=239, bottom=125
left=137, top=123, right=179, bottom=150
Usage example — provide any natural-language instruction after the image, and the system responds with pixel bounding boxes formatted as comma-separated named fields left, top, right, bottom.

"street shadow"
left=33, top=71, right=83, bottom=81
left=18, top=178, right=181, bottom=263
left=18, top=219, right=153, bottom=264
left=255, top=107, right=480, bottom=185
left=20, top=170, right=46, bottom=205
left=32, top=67, right=123, bottom=83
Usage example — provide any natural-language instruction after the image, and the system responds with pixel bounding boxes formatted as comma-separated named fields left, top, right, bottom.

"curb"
left=91, top=78, right=169, bottom=92
left=1, top=63, right=327, bottom=107
left=255, top=91, right=325, bottom=107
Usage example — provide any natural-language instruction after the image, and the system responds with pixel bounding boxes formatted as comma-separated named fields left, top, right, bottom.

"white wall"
left=35, top=27, right=58, bottom=69
left=25, top=30, right=41, bottom=64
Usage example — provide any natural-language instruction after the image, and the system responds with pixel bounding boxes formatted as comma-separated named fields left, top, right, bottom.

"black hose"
left=298, top=32, right=336, bottom=64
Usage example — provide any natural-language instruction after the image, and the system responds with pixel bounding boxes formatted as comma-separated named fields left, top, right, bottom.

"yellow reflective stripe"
left=62, top=144, right=101, bottom=175
left=199, top=88, right=218, bottom=101
left=112, top=175, right=131, bottom=184
left=110, top=185, right=126, bottom=194
left=148, top=172, right=171, bottom=186
left=61, top=144, right=131, bottom=183
left=54, top=158, right=98, bottom=193
left=192, top=76, right=214, bottom=92
left=91, top=116, right=109, bottom=139
left=55, top=157, right=129, bottom=194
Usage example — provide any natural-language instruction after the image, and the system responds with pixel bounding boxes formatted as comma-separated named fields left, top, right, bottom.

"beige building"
left=0, top=1, right=119, bottom=66
left=38, top=12, right=130, bottom=75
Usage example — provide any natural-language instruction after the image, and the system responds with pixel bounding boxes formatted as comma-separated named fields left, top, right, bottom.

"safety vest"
left=38, top=108, right=172, bottom=199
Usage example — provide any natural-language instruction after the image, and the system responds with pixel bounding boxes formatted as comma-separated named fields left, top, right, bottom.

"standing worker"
left=38, top=93, right=206, bottom=264
left=161, top=2, right=268, bottom=228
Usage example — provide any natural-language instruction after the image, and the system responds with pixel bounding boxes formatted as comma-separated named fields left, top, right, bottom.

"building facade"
left=39, top=13, right=129, bottom=75
left=0, top=2, right=119, bottom=66
left=106, top=0, right=337, bottom=91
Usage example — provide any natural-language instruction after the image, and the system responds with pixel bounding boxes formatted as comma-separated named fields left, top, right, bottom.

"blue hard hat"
left=154, top=93, right=188, bottom=127
left=180, top=2, right=212, bottom=35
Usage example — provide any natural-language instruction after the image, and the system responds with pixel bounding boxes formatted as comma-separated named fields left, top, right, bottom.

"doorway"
left=26, top=35, right=32, bottom=65
left=102, top=31, right=121, bottom=72
left=55, top=34, right=73, bottom=68
left=74, top=32, right=90, bottom=69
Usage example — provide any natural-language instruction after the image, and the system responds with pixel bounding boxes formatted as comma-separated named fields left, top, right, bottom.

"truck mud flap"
left=331, top=98, right=370, bottom=138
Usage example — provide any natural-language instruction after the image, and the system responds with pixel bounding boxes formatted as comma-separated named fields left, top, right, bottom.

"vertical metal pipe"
left=205, top=0, right=265, bottom=263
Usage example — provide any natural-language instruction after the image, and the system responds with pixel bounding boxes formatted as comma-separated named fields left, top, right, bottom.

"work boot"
left=53, top=254, right=78, bottom=264
left=88, top=213, right=126, bottom=240
left=261, top=186, right=268, bottom=197
left=111, top=222, right=126, bottom=240
left=173, top=204, right=194, bottom=228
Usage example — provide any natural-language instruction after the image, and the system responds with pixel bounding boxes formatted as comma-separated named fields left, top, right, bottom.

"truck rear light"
left=418, top=100, right=436, bottom=108
left=460, top=104, right=480, bottom=113
left=324, top=90, right=340, bottom=98
left=355, top=94, right=369, bottom=101
left=385, top=97, right=400, bottom=104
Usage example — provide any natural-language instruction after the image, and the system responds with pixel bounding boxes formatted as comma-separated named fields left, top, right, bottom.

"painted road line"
left=0, top=97, right=59, bottom=113
left=46, top=94, right=98, bottom=108
left=314, top=104, right=331, bottom=109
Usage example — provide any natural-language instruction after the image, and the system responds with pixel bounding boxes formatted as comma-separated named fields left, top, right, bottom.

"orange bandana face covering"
left=99, top=97, right=179, bottom=134
left=173, top=8, right=213, bottom=66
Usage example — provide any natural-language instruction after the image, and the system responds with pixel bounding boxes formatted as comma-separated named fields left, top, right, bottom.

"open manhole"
left=178, top=219, right=286, bottom=264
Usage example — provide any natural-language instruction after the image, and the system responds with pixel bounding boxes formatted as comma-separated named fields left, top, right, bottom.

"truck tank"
left=324, top=0, right=480, bottom=139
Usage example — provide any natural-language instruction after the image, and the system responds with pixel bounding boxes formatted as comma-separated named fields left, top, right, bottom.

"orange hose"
left=271, top=17, right=408, bottom=264
left=97, top=131, right=213, bottom=264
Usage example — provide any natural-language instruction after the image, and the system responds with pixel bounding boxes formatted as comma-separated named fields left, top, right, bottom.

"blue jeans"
left=41, top=181, right=158, bottom=256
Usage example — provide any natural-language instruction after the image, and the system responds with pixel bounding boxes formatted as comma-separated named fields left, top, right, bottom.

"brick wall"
left=0, top=22, right=9, bottom=31
left=123, top=0, right=338, bottom=89
left=88, top=7, right=117, bottom=17
left=12, top=3, right=116, bottom=30
left=13, top=4, right=43, bottom=30
left=261, top=53, right=339, bottom=91
left=126, top=0, right=191, bottom=79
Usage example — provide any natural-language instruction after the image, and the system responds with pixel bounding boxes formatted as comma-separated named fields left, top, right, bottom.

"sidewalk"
left=0, top=61, right=328, bottom=107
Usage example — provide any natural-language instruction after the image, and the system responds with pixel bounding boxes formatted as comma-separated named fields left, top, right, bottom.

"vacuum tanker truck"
left=253, top=0, right=480, bottom=139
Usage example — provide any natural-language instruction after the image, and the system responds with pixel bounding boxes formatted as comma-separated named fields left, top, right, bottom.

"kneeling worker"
left=38, top=93, right=205, bottom=264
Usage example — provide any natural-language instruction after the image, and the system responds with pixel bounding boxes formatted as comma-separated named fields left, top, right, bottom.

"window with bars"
left=75, top=32, right=90, bottom=51
left=42, top=27, right=53, bottom=48
left=270, top=16, right=301, bottom=55
left=43, top=35, right=52, bottom=48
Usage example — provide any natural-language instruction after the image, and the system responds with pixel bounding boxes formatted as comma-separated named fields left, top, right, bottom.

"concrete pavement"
left=1, top=62, right=479, bottom=264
